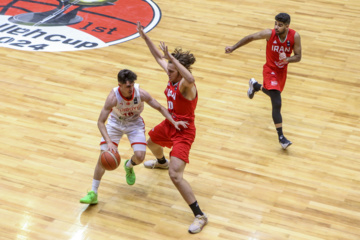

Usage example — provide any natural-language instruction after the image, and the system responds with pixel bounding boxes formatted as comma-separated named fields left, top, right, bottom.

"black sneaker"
left=247, top=78, right=257, bottom=99
left=279, top=136, right=292, bottom=149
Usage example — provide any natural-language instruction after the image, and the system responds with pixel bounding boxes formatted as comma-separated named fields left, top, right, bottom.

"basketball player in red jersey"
left=137, top=22, right=208, bottom=234
left=225, top=13, right=302, bottom=149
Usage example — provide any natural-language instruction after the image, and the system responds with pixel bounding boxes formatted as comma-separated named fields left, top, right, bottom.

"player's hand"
left=137, top=21, right=146, bottom=39
left=159, top=42, right=172, bottom=60
left=279, top=52, right=288, bottom=64
left=225, top=46, right=234, bottom=53
left=173, top=121, right=189, bottom=131
left=279, top=52, right=286, bottom=60
left=107, top=142, right=118, bottom=153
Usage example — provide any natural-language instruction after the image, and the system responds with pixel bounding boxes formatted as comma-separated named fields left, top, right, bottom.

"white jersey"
left=110, top=83, right=144, bottom=122
left=101, top=83, right=146, bottom=151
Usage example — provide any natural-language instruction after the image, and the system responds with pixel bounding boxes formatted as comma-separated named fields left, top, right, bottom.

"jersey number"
left=168, top=101, right=173, bottom=110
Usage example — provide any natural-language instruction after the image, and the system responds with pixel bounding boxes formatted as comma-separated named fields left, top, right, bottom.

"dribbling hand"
left=107, top=142, right=118, bottom=153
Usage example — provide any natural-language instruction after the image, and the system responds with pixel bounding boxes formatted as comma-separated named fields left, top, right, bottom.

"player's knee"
left=270, top=91, right=282, bottom=109
left=168, top=169, right=182, bottom=184
left=133, top=151, right=146, bottom=163
left=273, top=99, right=282, bottom=110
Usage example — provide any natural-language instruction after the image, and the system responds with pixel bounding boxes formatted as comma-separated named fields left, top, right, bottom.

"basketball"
left=100, top=150, right=121, bottom=171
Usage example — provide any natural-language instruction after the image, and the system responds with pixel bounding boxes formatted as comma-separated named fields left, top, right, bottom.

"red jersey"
left=164, top=81, right=198, bottom=123
left=265, top=28, right=296, bottom=70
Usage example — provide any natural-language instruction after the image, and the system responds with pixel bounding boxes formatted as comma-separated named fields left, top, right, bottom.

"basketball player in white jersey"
left=80, top=69, right=188, bottom=204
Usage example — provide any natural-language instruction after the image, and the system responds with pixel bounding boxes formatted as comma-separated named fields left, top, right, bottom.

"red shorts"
left=263, top=64, right=288, bottom=92
left=148, top=120, right=196, bottom=163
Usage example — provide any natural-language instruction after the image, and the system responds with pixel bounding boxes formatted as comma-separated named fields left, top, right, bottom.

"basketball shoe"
left=247, top=78, right=258, bottom=99
left=188, top=214, right=208, bottom=234
left=124, top=160, right=136, bottom=185
left=80, top=191, right=98, bottom=204
left=279, top=136, right=292, bottom=149
left=143, top=159, right=169, bottom=169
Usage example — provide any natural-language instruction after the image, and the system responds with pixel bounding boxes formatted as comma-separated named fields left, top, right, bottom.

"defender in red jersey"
left=225, top=13, right=302, bottom=149
left=137, top=22, right=208, bottom=234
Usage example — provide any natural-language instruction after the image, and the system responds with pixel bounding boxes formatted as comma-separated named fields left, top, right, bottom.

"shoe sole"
left=126, top=180, right=135, bottom=185
left=247, top=79, right=255, bottom=99
left=280, top=142, right=292, bottom=149
left=188, top=220, right=208, bottom=234
left=144, top=160, right=169, bottom=169
left=80, top=200, right=98, bottom=204
left=144, top=165, right=169, bottom=169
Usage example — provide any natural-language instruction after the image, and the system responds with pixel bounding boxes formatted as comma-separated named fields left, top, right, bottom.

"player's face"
left=118, top=81, right=134, bottom=99
left=167, top=62, right=181, bottom=83
left=274, top=21, right=288, bottom=36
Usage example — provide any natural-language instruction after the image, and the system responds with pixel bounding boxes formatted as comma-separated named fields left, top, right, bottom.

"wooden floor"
left=1, top=0, right=360, bottom=239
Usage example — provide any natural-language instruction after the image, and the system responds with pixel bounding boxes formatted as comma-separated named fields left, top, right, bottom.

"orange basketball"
left=100, top=150, right=121, bottom=171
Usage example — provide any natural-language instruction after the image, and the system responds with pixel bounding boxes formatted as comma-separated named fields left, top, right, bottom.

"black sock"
left=254, top=82, right=262, bottom=91
left=157, top=156, right=166, bottom=164
left=189, top=201, right=203, bottom=217
left=276, top=127, right=283, bottom=139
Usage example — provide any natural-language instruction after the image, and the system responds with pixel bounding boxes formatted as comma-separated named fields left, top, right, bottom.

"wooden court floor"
left=1, top=0, right=360, bottom=239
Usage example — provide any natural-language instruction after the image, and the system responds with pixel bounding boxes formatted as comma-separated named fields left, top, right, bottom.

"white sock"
left=91, top=179, right=100, bottom=194
left=126, top=159, right=134, bottom=168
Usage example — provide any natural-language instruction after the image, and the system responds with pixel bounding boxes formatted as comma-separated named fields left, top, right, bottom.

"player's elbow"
left=247, top=35, right=255, bottom=42
left=293, top=52, right=301, bottom=63
left=297, top=54, right=302, bottom=62
left=186, top=76, right=195, bottom=84
left=97, top=120, right=105, bottom=130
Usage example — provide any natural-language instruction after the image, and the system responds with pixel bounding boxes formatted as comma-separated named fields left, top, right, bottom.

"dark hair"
left=275, top=13, right=291, bottom=25
left=117, top=69, right=137, bottom=83
left=170, top=48, right=196, bottom=72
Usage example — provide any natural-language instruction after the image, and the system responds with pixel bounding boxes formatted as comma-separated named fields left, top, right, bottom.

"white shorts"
left=100, top=115, right=147, bottom=152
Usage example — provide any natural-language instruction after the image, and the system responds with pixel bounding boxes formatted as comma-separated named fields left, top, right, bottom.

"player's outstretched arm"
left=137, top=21, right=168, bottom=72
left=140, top=89, right=188, bottom=131
left=225, top=29, right=272, bottom=53
left=159, top=42, right=195, bottom=89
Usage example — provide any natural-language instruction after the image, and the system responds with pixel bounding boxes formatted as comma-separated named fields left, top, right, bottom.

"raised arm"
left=225, top=29, right=272, bottom=53
left=159, top=42, right=196, bottom=98
left=140, top=89, right=188, bottom=130
left=97, top=90, right=118, bottom=152
left=137, top=21, right=168, bottom=72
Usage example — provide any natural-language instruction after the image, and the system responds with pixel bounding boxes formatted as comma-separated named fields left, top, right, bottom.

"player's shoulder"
left=105, top=89, right=118, bottom=108
left=262, top=28, right=274, bottom=40
left=291, top=29, right=301, bottom=41
left=139, top=87, right=150, bottom=101
left=289, top=28, right=298, bottom=35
